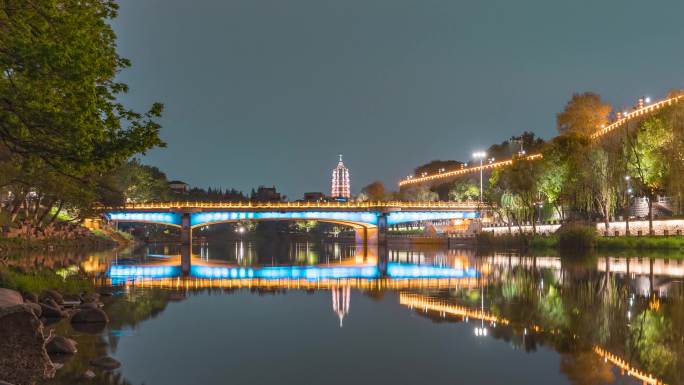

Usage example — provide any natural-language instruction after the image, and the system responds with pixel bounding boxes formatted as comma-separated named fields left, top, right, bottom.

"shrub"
left=558, top=224, right=596, bottom=251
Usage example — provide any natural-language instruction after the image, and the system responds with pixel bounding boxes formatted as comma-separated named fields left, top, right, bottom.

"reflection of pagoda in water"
left=331, top=286, right=350, bottom=327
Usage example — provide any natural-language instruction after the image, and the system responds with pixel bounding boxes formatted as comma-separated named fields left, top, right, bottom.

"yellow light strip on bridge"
left=110, top=200, right=480, bottom=210
left=399, top=94, right=684, bottom=187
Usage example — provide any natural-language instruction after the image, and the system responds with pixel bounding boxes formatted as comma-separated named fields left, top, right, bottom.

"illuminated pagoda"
left=331, top=154, right=351, bottom=199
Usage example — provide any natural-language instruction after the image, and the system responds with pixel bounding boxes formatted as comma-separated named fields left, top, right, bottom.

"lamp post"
left=472, top=151, right=487, bottom=203
left=625, top=176, right=632, bottom=236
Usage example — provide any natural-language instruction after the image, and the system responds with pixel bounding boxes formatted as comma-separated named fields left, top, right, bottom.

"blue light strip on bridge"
left=108, top=265, right=181, bottom=285
left=107, top=263, right=477, bottom=281
left=192, top=265, right=379, bottom=280
left=107, top=212, right=181, bottom=226
left=385, top=263, right=478, bottom=279
left=386, top=211, right=478, bottom=225
left=191, top=211, right=379, bottom=227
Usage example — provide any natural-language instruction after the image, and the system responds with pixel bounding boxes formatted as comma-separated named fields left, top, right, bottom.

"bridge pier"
left=377, top=213, right=387, bottom=246
left=180, top=212, right=192, bottom=246
left=180, top=212, right=192, bottom=275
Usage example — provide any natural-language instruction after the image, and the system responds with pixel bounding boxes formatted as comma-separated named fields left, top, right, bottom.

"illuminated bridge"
left=105, top=201, right=480, bottom=246
left=399, top=93, right=684, bottom=188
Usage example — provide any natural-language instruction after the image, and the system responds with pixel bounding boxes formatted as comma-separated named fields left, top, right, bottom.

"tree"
left=626, top=116, right=672, bottom=233
left=0, top=1, right=163, bottom=177
left=0, top=1, right=164, bottom=229
left=108, top=160, right=172, bottom=203
left=414, top=160, right=464, bottom=177
left=488, top=131, right=545, bottom=160
left=494, top=158, right=544, bottom=233
left=448, top=180, right=479, bottom=202
left=557, top=92, right=611, bottom=135
left=400, top=185, right=438, bottom=202
left=587, top=147, right=616, bottom=231
left=361, top=181, right=386, bottom=201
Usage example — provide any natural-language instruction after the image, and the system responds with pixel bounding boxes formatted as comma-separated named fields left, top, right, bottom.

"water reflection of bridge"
left=107, top=256, right=481, bottom=290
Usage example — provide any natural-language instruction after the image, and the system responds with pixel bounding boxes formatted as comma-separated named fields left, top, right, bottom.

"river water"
left=20, top=239, right=684, bottom=385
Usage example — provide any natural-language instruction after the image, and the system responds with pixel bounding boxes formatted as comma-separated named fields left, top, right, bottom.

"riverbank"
left=0, top=228, right=133, bottom=255
left=477, top=231, right=684, bottom=253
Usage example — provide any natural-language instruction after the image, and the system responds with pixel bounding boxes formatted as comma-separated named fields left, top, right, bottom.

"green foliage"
left=0, top=0, right=164, bottom=174
left=101, top=159, right=172, bottom=205
left=631, top=310, right=677, bottom=380
left=0, top=1, right=164, bottom=228
left=596, top=235, right=684, bottom=250
left=448, top=180, right=479, bottom=202
left=627, top=117, right=671, bottom=196
left=399, top=185, right=438, bottom=201
left=361, top=181, right=387, bottom=201
left=538, top=285, right=569, bottom=329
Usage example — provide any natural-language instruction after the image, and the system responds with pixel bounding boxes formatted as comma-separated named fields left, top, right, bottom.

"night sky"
left=111, top=0, right=684, bottom=198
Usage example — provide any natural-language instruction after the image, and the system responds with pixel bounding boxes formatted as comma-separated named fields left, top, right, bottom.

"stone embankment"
left=0, top=287, right=119, bottom=385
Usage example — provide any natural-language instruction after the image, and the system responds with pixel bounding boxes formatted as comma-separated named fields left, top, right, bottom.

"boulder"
left=45, top=336, right=78, bottom=355
left=89, top=356, right=120, bottom=371
left=0, top=288, right=23, bottom=308
left=39, top=290, right=63, bottom=305
left=70, top=308, right=108, bottom=324
left=0, top=305, right=55, bottom=385
left=81, top=293, right=100, bottom=304
left=62, top=294, right=81, bottom=303
left=79, top=302, right=100, bottom=310
left=98, top=288, right=113, bottom=297
left=41, top=297, right=60, bottom=309
left=24, top=302, right=42, bottom=318
left=22, top=292, right=38, bottom=303
left=40, top=303, right=66, bottom=319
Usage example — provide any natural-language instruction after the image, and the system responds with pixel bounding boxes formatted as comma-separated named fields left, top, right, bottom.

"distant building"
left=331, top=155, right=351, bottom=199
left=168, top=180, right=189, bottom=195
left=303, top=192, right=326, bottom=202
left=251, top=186, right=282, bottom=202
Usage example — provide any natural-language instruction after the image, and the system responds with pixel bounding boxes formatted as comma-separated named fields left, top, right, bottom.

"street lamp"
left=624, top=176, right=632, bottom=235
left=472, top=151, right=487, bottom=202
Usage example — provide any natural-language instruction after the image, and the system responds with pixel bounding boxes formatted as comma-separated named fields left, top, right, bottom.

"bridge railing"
left=105, top=200, right=484, bottom=210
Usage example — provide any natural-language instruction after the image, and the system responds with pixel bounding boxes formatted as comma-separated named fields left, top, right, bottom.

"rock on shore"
left=0, top=305, right=55, bottom=385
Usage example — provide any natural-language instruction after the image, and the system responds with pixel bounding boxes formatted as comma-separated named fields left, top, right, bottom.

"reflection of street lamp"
left=474, top=284, right=487, bottom=337
left=472, top=151, right=487, bottom=203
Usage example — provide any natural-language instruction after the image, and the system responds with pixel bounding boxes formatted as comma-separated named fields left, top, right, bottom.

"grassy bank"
left=595, top=235, right=684, bottom=250
left=0, top=265, right=94, bottom=295
left=478, top=226, right=684, bottom=252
